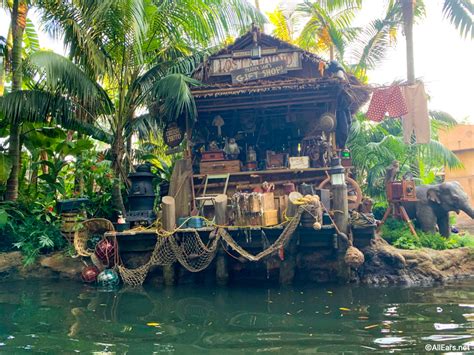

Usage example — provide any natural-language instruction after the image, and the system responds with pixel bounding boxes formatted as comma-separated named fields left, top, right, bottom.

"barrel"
left=60, top=213, right=84, bottom=244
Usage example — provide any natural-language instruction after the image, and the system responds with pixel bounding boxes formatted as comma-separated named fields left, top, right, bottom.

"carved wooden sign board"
left=209, top=51, right=302, bottom=78
left=163, top=122, right=184, bottom=148
left=231, top=61, right=287, bottom=84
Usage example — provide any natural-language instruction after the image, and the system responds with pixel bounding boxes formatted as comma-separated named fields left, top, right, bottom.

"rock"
left=39, top=253, right=84, bottom=280
left=0, top=251, right=84, bottom=282
left=0, top=251, right=23, bottom=272
left=0, top=251, right=23, bottom=280
left=359, top=235, right=474, bottom=285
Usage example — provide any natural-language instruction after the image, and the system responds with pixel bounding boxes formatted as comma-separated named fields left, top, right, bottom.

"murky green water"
left=0, top=280, right=473, bottom=353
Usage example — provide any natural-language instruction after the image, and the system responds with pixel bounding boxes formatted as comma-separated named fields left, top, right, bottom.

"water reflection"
left=0, top=280, right=473, bottom=353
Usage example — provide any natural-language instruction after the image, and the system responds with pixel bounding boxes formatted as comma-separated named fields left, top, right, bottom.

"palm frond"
left=151, top=74, right=200, bottom=123
left=429, top=110, right=458, bottom=125
left=23, top=18, right=40, bottom=54
left=27, top=51, right=114, bottom=115
left=442, top=0, right=474, bottom=38
left=1, top=90, right=112, bottom=143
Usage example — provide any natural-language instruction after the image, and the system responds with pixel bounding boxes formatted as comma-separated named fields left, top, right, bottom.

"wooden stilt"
left=214, top=194, right=229, bottom=285
left=162, top=196, right=176, bottom=286
left=279, top=233, right=297, bottom=285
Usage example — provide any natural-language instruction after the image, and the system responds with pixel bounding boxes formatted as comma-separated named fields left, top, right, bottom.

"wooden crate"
left=262, top=192, right=275, bottom=211
left=263, top=210, right=279, bottom=226
left=201, top=151, right=225, bottom=161
left=200, top=160, right=241, bottom=174
left=274, top=195, right=288, bottom=221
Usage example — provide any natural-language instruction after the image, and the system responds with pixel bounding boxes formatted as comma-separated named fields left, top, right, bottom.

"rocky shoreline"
left=1, top=238, right=473, bottom=286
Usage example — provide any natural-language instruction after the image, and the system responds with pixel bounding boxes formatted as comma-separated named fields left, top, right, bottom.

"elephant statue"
left=404, top=181, right=474, bottom=237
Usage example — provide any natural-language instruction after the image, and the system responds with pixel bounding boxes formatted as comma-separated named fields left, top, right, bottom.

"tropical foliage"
left=347, top=111, right=461, bottom=199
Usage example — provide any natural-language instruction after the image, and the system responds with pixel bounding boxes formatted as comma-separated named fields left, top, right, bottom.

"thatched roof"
left=191, top=28, right=370, bottom=112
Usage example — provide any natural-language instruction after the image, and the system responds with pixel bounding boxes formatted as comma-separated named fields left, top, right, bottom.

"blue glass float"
left=97, top=269, right=120, bottom=287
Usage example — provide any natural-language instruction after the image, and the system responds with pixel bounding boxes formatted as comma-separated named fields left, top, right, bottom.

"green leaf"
left=0, top=209, right=9, bottom=228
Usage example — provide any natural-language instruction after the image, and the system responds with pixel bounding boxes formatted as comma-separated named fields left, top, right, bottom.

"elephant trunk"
left=463, top=206, right=474, bottom=219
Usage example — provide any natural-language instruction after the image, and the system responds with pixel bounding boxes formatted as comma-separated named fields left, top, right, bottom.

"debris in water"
left=146, top=323, right=161, bottom=327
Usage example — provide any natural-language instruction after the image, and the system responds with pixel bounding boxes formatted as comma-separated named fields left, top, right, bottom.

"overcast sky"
left=0, top=0, right=472, bottom=122
left=258, top=0, right=474, bottom=123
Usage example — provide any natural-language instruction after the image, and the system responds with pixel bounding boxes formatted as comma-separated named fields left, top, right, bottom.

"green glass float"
left=97, top=269, right=120, bottom=287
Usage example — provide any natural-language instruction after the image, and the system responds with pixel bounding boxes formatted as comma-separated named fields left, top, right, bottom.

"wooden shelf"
left=193, top=166, right=353, bottom=179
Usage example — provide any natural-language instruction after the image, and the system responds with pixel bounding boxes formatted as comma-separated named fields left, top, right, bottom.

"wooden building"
left=439, top=124, right=474, bottom=226
left=170, top=27, right=370, bottom=220
left=114, top=28, right=373, bottom=286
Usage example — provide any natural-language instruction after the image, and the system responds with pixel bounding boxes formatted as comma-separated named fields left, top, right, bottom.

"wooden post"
left=214, top=194, right=229, bottom=285
left=162, top=196, right=176, bottom=286
left=287, top=191, right=302, bottom=217
left=333, top=184, right=349, bottom=236
left=214, top=194, right=228, bottom=226
left=332, top=182, right=351, bottom=282
left=279, top=232, right=298, bottom=285
left=168, top=159, right=193, bottom=219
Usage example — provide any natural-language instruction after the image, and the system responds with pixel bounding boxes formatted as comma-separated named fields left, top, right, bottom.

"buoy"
left=97, top=269, right=120, bottom=287
left=344, top=246, right=365, bottom=269
left=81, top=266, right=100, bottom=283
left=95, top=239, right=115, bottom=266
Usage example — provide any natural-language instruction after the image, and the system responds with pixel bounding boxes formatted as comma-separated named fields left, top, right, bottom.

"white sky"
left=0, top=0, right=473, bottom=122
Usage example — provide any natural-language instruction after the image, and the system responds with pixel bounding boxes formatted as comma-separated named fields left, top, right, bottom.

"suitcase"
left=200, top=160, right=241, bottom=174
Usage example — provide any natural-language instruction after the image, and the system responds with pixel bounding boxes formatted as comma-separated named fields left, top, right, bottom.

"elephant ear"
left=427, top=188, right=441, bottom=204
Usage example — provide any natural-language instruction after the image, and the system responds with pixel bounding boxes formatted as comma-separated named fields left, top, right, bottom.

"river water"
left=0, top=279, right=473, bottom=353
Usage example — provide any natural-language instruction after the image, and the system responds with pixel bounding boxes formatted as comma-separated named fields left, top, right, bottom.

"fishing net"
left=118, top=230, right=220, bottom=286
left=218, top=207, right=303, bottom=262
left=169, top=230, right=220, bottom=272
left=118, top=208, right=305, bottom=286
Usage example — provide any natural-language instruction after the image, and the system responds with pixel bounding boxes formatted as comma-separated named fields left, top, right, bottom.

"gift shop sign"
left=231, top=61, right=287, bottom=84
left=209, top=51, right=301, bottom=77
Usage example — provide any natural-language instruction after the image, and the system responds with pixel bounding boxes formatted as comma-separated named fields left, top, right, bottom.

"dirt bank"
left=359, top=236, right=474, bottom=285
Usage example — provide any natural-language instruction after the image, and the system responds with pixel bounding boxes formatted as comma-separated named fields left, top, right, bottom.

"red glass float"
left=95, top=238, right=116, bottom=266
left=81, top=265, right=100, bottom=283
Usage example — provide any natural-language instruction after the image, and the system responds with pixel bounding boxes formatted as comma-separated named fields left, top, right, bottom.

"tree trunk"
left=111, top=131, right=126, bottom=217
left=402, top=0, right=415, bottom=84
left=73, top=132, right=84, bottom=195
left=5, top=0, right=28, bottom=201
left=254, top=0, right=260, bottom=10
left=329, top=45, right=334, bottom=61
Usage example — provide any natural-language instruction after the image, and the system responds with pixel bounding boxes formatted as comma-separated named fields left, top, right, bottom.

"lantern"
left=97, top=269, right=120, bottom=287
left=81, top=266, right=100, bottom=283
left=95, top=239, right=116, bottom=266
left=330, top=158, right=346, bottom=186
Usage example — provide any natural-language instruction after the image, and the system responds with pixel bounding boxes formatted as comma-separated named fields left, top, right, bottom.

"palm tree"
left=400, top=0, right=473, bottom=83
left=4, top=0, right=29, bottom=201
left=296, top=0, right=362, bottom=61
left=3, top=0, right=263, bottom=214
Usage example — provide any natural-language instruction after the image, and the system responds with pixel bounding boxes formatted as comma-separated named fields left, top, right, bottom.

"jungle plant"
left=0, top=200, right=65, bottom=264
left=1, top=0, right=264, bottom=217
left=380, top=217, right=474, bottom=250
